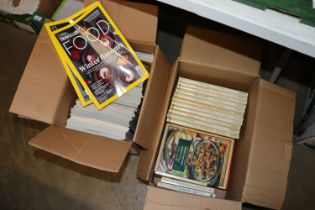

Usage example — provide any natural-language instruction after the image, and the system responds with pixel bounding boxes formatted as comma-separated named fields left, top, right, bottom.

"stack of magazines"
left=167, top=77, right=248, bottom=139
left=43, top=2, right=157, bottom=141
left=154, top=77, right=249, bottom=197
left=66, top=81, right=146, bottom=140
left=45, top=2, right=149, bottom=110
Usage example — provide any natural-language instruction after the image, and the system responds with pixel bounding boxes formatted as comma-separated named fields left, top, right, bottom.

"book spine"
left=155, top=170, right=209, bottom=187
left=157, top=182, right=214, bottom=197
left=161, top=177, right=215, bottom=193
left=176, top=83, right=248, bottom=105
left=170, top=103, right=243, bottom=126
left=178, top=77, right=248, bottom=98
left=175, top=89, right=246, bottom=110
left=167, top=111, right=241, bottom=131
left=167, top=113, right=240, bottom=133
left=173, top=93, right=245, bottom=114
left=171, top=98, right=244, bottom=119
left=166, top=116, right=239, bottom=139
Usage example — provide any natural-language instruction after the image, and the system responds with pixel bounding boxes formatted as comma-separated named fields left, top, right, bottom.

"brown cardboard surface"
left=227, top=78, right=260, bottom=202
left=9, top=28, right=72, bottom=125
left=137, top=61, right=178, bottom=181
left=242, top=80, right=295, bottom=209
left=29, top=126, right=131, bottom=172
left=134, top=46, right=171, bottom=149
left=144, top=186, right=241, bottom=210
left=140, top=25, right=295, bottom=208
left=180, top=27, right=260, bottom=89
left=100, top=0, right=157, bottom=45
left=37, top=0, right=62, bottom=18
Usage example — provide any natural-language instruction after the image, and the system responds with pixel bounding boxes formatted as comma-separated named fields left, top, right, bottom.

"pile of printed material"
left=44, top=2, right=157, bottom=140
left=154, top=77, right=249, bottom=198
left=66, top=82, right=146, bottom=140
left=168, top=77, right=248, bottom=139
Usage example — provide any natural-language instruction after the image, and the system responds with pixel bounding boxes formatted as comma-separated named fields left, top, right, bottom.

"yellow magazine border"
left=46, top=2, right=149, bottom=110
left=45, top=7, right=93, bottom=106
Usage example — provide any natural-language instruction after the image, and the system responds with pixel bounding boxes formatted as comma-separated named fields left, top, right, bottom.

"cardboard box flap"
left=180, top=27, right=260, bottom=79
left=98, top=0, right=157, bottom=44
left=243, top=80, right=295, bottom=209
left=134, top=46, right=171, bottom=149
left=144, top=186, right=241, bottom=210
left=9, top=27, right=75, bottom=125
left=137, top=61, right=178, bottom=181
left=29, top=126, right=131, bottom=172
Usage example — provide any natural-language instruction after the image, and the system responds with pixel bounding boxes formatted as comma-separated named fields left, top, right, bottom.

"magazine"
left=155, top=123, right=234, bottom=189
left=45, top=2, right=149, bottom=109
left=46, top=9, right=93, bottom=106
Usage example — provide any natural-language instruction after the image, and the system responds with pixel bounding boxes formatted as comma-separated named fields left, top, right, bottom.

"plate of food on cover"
left=191, top=140, right=221, bottom=185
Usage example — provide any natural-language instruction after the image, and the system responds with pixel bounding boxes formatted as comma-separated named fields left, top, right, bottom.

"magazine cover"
left=155, top=124, right=234, bottom=189
left=46, top=10, right=92, bottom=106
left=46, top=2, right=149, bottom=109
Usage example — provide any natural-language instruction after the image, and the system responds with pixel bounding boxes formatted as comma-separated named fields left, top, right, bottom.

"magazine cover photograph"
left=155, top=124, right=234, bottom=189
left=46, top=2, right=149, bottom=109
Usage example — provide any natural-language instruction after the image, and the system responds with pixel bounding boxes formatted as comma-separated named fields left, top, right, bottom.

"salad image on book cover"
left=46, top=2, right=149, bottom=109
left=155, top=124, right=234, bottom=189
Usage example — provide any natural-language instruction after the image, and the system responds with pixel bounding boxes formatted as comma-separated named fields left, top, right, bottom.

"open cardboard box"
left=9, top=0, right=170, bottom=173
left=138, top=27, right=296, bottom=210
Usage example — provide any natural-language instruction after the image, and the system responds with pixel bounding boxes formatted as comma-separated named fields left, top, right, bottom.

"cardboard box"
left=0, top=0, right=62, bottom=33
left=138, top=27, right=296, bottom=210
left=9, top=0, right=170, bottom=172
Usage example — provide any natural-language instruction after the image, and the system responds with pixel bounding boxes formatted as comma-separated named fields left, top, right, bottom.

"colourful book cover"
left=155, top=123, right=234, bottom=189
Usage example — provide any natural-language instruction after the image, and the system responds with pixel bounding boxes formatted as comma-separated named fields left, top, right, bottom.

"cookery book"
left=176, top=82, right=247, bottom=105
left=171, top=98, right=244, bottom=120
left=153, top=176, right=226, bottom=198
left=178, top=77, right=248, bottom=99
left=169, top=103, right=243, bottom=126
left=155, top=123, right=234, bottom=189
left=166, top=115, right=240, bottom=139
left=45, top=2, right=149, bottom=109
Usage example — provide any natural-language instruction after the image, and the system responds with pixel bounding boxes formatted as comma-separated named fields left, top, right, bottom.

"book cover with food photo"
left=155, top=123, right=235, bottom=189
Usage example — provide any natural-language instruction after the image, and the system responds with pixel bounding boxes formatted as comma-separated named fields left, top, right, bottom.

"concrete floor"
left=1, top=10, right=315, bottom=210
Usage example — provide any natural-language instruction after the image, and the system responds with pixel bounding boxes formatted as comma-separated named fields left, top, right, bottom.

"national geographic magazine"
left=45, top=2, right=149, bottom=109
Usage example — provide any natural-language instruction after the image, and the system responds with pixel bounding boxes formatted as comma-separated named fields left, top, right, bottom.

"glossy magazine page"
left=45, top=2, right=149, bottom=109
left=46, top=8, right=92, bottom=106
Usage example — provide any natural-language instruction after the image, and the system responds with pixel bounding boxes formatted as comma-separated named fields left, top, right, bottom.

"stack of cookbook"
left=154, top=77, right=249, bottom=198
left=167, top=77, right=248, bottom=139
